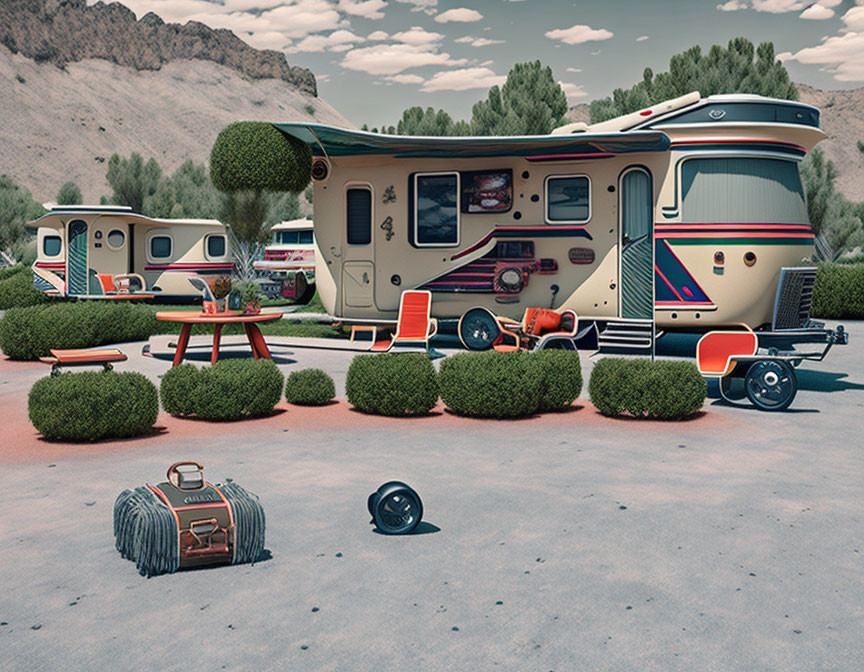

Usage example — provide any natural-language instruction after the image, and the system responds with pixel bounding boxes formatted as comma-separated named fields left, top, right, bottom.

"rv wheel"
left=368, top=481, right=423, bottom=535
left=458, top=308, right=500, bottom=350
left=744, top=360, right=797, bottom=412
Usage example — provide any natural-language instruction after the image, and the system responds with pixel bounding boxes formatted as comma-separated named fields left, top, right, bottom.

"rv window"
left=107, top=229, right=126, bottom=249
left=43, top=235, right=62, bottom=257
left=347, top=188, right=372, bottom=245
left=546, top=176, right=590, bottom=223
left=278, top=232, right=296, bottom=244
left=299, top=230, right=314, bottom=244
left=415, top=172, right=459, bottom=246
left=150, top=235, right=172, bottom=259
left=207, top=234, right=226, bottom=258
left=681, top=158, right=809, bottom=224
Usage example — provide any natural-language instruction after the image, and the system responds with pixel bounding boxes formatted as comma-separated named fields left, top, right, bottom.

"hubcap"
left=379, top=494, right=415, bottom=531
left=746, top=361, right=794, bottom=409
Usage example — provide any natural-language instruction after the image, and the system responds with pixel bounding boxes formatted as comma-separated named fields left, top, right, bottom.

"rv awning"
left=273, top=123, right=670, bottom=159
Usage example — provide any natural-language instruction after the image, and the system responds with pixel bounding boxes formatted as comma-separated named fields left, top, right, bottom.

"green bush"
left=0, top=302, right=163, bottom=360
left=811, top=264, right=864, bottom=319
left=161, top=359, right=284, bottom=421
left=28, top=371, right=158, bottom=441
left=589, top=358, right=706, bottom=420
left=439, top=351, right=543, bottom=418
left=346, top=353, right=438, bottom=416
left=532, top=349, right=583, bottom=412
left=0, top=264, right=26, bottom=282
left=285, top=368, right=335, bottom=406
left=0, top=268, right=50, bottom=309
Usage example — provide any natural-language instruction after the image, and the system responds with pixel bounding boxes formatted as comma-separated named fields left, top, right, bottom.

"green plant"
left=159, top=364, right=202, bottom=416
left=104, top=152, right=162, bottom=213
left=531, top=349, right=583, bottom=412
left=304, top=103, right=316, bottom=116
left=56, top=181, right=82, bottom=205
left=858, top=140, right=864, bottom=154
left=346, top=353, right=438, bottom=416
left=0, top=268, right=51, bottom=309
left=232, top=280, right=260, bottom=310
left=28, top=371, right=158, bottom=441
left=588, top=358, right=706, bottom=420
left=285, top=368, right=335, bottom=406
left=0, top=265, right=26, bottom=281
left=439, top=351, right=542, bottom=418
left=811, top=264, right=864, bottom=319
left=0, top=175, right=45, bottom=261
left=15, top=74, right=25, bottom=84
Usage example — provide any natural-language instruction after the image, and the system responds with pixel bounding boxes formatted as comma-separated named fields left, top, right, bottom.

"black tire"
left=458, top=308, right=500, bottom=351
left=719, top=375, right=747, bottom=402
left=744, top=359, right=797, bottom=412
left=370, top=481, right=423, bottom=535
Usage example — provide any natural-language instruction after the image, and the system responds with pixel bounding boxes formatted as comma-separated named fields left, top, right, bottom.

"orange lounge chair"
left=39, top=348, right=128, bottom=374
left=494, top=308, right=579, bottom=352
left=696, top=331, right=759, bottom=378
left=370, top=290, right=437, bottom=353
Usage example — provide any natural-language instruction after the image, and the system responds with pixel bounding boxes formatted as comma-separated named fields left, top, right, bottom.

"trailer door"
left=342, top=185, right=375, bottom=309
left=619, top=167, right=654, bottom=320
left=66, top=219, right=89, bottom=295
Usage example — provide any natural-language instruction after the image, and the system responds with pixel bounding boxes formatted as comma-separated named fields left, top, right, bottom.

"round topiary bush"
left=0, top=268, right=50, bottom=310
left=346, top=353, right=438, bottom=416
left=588, top=358, right=706, bottom=420
left=285, top=368, right=335, bottom=406
left=160, top=364, right=203, bottom=417
left=28, top=371, right=159, bottom=441
left=531, top=349, right=583, bottom=412
left=439, top=351, right=542, bottom=418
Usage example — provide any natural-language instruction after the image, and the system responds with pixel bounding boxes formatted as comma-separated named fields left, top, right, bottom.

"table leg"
left=173, top=324, right=192, bottom=367
left=211, top=323, right=222, bottom=365
left=244, top=323, right=261, bottom=359
left=247, top=323, right=272, bottom=359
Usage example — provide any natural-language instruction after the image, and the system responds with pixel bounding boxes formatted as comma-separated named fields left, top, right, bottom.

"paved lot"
left=0, top=322, right=862, bottom=671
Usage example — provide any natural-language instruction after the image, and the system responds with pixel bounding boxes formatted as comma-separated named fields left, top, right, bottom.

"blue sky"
left=114, top=0, right=864, bottom=126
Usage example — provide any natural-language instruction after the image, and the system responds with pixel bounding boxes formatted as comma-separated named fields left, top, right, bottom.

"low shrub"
left=285, top=368, right=335, bottom=406
left=0, top=268, right=50, bottom=309
left=0, top=265, right=26, bottom=282
left=161, top=359, right=284, bottom=421
left=589, top=358, right=705, bottom=420
left=439, top=351, right=542, bottom=418
left=28, top=371, right=159, bottom=441
left=811, top=264, right=864, bottom=319
left=532, top=349, right=583, bottom=412
left=0, top=302, right=163, bottom=360
left=346, top=353, right=438, bottom=416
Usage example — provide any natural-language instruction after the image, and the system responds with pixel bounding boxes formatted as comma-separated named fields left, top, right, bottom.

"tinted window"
left=416, top=173, right=459, bottom=245
left=207, top=235, right=226, bottom=257
left=681, top=158, right=808, bottom=224
left=107, top=229, right=126, bottom=248
left=347, top=188, right=372, bottom=245
left=299, top=230, right=313, bottom=244
left=546, top=176, right=590, bottom=223
left=278, top=232, right=298, bottom=245
left=43, top=235, right=62, bottom=257
left=150, top=235, right=172, bottom=258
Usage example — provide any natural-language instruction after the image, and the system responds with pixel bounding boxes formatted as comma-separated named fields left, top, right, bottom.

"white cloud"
left=341, top=43, right=467, bottom=75
left=566, top=67, right=582, bottom=73
left=286, top=29, right=366, bottom=53
left=480, top=59, right=494, bottom=66
left=781, top=6, right=864, bottom=80
left=395, top=0, right=438, bottom=15
left=801, top=3, right=834, bottom=19
left=716, top=0, right=748, bottom=9
left=384, top=74, right=426, bottom=84
left=751, top=0, right=806, bottom=12
left=545, top=24, right=614, bottom=45
left=420, top=66, right=506, bottom=92
left=338, top=0, right=387, bottom=20
left=716, top=0, right=841, bottom=12
left=454, top=36, right=505, bottom=47
left=242, top=30, right=291, bottom=50
left=591, top=49, right=602, bottom=56
left=392, top=26, right=444, bottom=44
left=558, top=81, right=589, bottom=101
left=368, top=30, right=389, bottom=40
left=636, top=35, right=649, bottom=42
left=435, top=7, right=483, bottom=23
left=329, top=43, right=353, bottom=52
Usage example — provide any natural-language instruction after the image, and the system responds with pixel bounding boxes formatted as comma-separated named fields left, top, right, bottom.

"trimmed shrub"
left=439, top=351, right=542, bottom=418
left=532, top=349, right=583, bottom=412
left=811, top=264, right=864, bottom=319
left=589, top=358, right=706, bottom=420
left=161, top=359, right=284, bottom=421
left=0, top=264, right=26, bottom=282
left=0, top=268, right=50, bottom=309
left=285, top=368, right=335, bottom=406
left=29, top=371, right=158, bottom=441
left=346, top=353, right=438, bottom=416
left=0, top=302, right=162, bottom=360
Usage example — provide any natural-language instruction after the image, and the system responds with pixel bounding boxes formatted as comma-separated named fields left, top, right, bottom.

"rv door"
left=342, top=186, right=375, bottom=309
left=619, top=167, right=654, bottom=320
left=90, top=222, right=130, bottom=293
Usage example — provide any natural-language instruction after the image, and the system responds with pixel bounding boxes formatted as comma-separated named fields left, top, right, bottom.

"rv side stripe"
left=670, top=139, right=807, bottom=156
left=452, top=226, right=592, bottom=261
left=660, top=236, right=814, bottom=245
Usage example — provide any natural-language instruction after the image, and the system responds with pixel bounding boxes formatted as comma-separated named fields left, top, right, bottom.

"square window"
left=546, top=176, right=590, bottom=223
left=43, top=235, right=62, bottom=257
left=415, top=173, right=459, bottom=246
left=207, top=235, right=226, bottom=258
left=150, top=235, right=172, bottom=259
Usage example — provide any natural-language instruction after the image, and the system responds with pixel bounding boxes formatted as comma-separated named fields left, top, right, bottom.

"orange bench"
left=39, top=348, right=128, bottom=374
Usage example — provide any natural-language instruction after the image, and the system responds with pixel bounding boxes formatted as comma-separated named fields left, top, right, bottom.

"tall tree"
left=396, top=107, right=469, bottom=136
left=143, top=160, right=221, bottom=219
left=56, top=181, right=82, bottom=206
left=105, top=153, right=162, bottom=213
left=0, top=175, right=44, bottom=265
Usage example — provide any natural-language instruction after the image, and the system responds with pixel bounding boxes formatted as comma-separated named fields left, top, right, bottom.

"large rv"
left=29, top=206, right=233, bottom=301
left=275, top=92, right=825, bottom=348
left=253, top=218, right=317, bottom=303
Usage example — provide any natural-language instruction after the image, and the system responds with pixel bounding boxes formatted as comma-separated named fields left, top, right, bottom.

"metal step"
left=598, top=319, right=655, bottom=353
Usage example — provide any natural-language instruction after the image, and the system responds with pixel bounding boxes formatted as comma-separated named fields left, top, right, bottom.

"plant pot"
left=244, top=301, right=261, bottom=315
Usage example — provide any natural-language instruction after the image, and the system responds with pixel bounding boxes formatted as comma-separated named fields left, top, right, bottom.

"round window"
left=107, top=229, right=126, bottom=248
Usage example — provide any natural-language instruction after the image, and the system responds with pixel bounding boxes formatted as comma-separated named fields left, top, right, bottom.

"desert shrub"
left=159, top=364, right=202, bottom=416
left=285, top=368, right=335, bottom=406
left=346, top=353, right=438, bottom=416
left=531, top=349, right=583, bottom=412
left=0, top=302, right=163, bottom=360
left=28, top=371, right=158, bottom=441
left=439, top=351, right=543, bottom=418
left=811, top=264, right=864, bottom=319
left=0, top=264, right=26, bottom=282
left=589, top=358, right=705, bottom=420
left=0, top=268, right=50, bottom=309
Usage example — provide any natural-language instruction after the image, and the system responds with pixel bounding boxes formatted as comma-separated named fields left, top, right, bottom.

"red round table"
left=155, top=311, right=283, bottom=366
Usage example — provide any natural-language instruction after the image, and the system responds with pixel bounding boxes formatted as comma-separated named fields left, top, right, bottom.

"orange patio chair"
left=696, top=330, right=759, bottom=378
left=494, top=308, right=579, bottom=352
left=370, top=290, right=437, bottom=353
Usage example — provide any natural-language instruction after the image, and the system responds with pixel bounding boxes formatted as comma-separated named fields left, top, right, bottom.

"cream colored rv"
left=276, top=92, right=825, bottom=349
left=29, top=206, right=232, bottom=301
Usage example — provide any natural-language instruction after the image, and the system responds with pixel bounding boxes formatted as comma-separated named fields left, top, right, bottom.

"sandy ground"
left=0, top=324, right=862, bottom=671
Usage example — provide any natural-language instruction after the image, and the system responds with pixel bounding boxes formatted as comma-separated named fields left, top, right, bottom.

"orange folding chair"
left=370, top=290, right=437, bottom=353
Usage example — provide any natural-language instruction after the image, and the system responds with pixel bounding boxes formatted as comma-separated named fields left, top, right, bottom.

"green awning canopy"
left=273, top=123, right=670, bottom=160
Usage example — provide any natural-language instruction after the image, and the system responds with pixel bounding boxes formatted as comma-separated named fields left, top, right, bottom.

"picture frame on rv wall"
left=460, top=169, right=513, bottom=214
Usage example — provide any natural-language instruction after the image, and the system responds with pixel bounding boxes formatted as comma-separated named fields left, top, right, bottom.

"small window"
left=207, top=234, right=226, bottom=258
left=279, top=231, right=298, bottom=245
left=347, top=187, right=372, bottom=245
left=298, top=230, right=314, bottom=245
left=107, top=229, right=126, bottom=249
left=415, top=172, right=459, bottom=246
left=43, top=235, right=62, bottom=257
left=546, top=175, right=591, bottom=223
left=150, top=235, right=172, bottom=259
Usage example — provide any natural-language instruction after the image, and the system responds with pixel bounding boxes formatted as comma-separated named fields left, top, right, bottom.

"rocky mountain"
left=0, top=0, right=316, bottom=94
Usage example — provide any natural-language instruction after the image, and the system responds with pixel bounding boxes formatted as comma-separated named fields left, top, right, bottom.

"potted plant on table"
left=209, top=276, right=232, bottom=312
left=232, top=280, right=262, bottom=315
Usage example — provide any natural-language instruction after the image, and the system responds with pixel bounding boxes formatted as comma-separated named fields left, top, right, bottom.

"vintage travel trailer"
left=29, top=206, right=233, bottom=301
left=253, top=218, right=317, bottom=303
left=276, top=92, right=828, bottom=350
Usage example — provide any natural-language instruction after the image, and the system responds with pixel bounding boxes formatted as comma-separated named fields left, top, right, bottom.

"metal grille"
left=772, top=267, right=816, bottom=330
